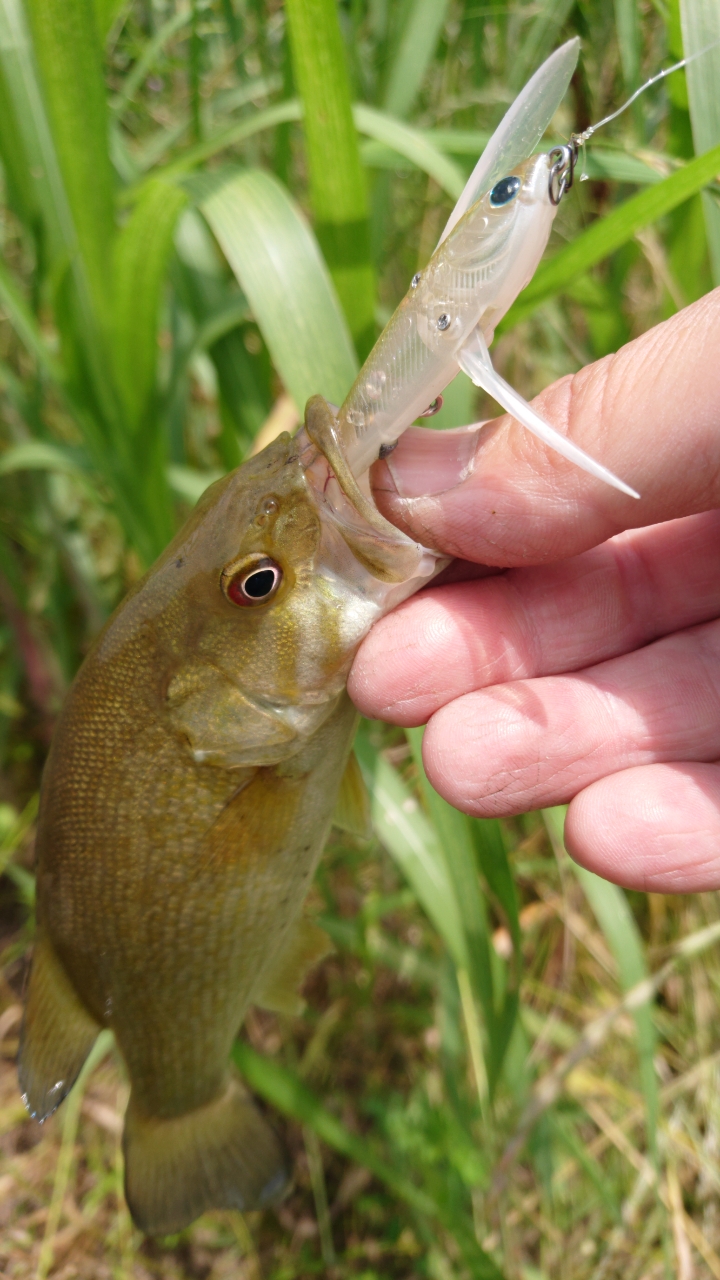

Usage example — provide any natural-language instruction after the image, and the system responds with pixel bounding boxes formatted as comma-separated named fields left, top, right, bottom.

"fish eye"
left=225, top=558, right=283, bottom=607
left=489, top=175, right=522, bottom=207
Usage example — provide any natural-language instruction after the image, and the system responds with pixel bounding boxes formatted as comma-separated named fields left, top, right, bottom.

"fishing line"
left=577, top=37, right=720, bottom=145
left=548, top=36, right=720, bottom=202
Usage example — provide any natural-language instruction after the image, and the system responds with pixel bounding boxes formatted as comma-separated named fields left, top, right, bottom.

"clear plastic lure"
left=334, top=37, right=641, bottom=500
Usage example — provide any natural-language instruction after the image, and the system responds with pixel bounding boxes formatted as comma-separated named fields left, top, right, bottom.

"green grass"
left=0, top=0, right=720, bottom=1277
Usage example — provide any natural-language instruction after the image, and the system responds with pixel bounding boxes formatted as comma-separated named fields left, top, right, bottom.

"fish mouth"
left=296, top=394, right=440, bottom=588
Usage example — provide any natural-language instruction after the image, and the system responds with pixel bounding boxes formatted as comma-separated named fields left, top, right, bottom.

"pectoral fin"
left=254, top=918, right=333, bottom=1016
left=457, top=329, right=639, bottom=499
left=18, top=932, right=101, bottom=1121
left=333, top=750, right=372, bottom=838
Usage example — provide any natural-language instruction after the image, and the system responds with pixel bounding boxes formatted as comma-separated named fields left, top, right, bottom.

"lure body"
left=337, top=37, right=638, bottom=499
left=337, top=152, right=556, bottom=476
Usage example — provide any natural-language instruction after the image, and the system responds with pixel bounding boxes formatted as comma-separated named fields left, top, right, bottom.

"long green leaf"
left=509, top=0, right=575, bottom=90
left=383, top=0, right=450, bottom=119
left=125, top=99, right=302, bottom=197
left=139, top=97, right=465, bottom=202
left=233, top=1041, right=506, bottom=1279
left=355, top=728, right=467, bottom=969
left=25, top=0, right=115, bottom=343
left=0, top=256, right=62, bottom=383
left=196, top=168, right=357, bottom=411
left=0, top=0, right=76, bottom=262
left=543, top=808, right=660, bottom=1165
left=406, top=726, right=518, bottom=1093
left=284, top=0, right=375, bottom=355
left=0, top=439, right=87, bottom=478
left=615, top=0, right=641, bottom=92
left=354, top=104, right=465, bottom=198
left=0, top=0, right=118, bottom=432
left=681, top=0, right=720, bottom=282
left=93, top=0, right=125, bottom=42
left=0, top=58, right=39, bottom=227
left=113, top=178, right=188, bottom=432
left=502, top=141, right=720, bottom=329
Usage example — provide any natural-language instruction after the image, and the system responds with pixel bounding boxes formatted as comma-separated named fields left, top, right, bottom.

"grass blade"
left=93, top=0, right=126, bottom=43
left=354, top=104, right=465, bottom=198
left=0, top=0, right=76, bottom=264
left=0, top=256, right=62, bottom=383
left=680, top=0, right=720, bottom=282
left=383, top=0, right=450, bottom=119
left=0, top=58, right=40, bottom=227
left=128, top=99, right=302, bottom=194
left=354, top=727, right=467, bottom=969
left=543, top=808, right=660, bottom=1164
left=501, top=142, right=720, bottom=329
left=615, top=0, right=641, bottom=92
left=509, top=0, right=575, bottom=91
left=36, top=1031, right=113, bottom=1280
left=25, top=0, right=116, bottom=345
left=196, top=167, right=357, bottom=411
left=113, top=178, right=188, bottom=432
left=233, top=1040, right=507, bottom=1279
left=284, top=0, right=375, bottom=356
left=406, top=727, right=518, bottom=1094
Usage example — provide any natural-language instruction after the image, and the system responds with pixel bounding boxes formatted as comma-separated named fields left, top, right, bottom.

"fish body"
left=19, top=429, right=438, bottom=1234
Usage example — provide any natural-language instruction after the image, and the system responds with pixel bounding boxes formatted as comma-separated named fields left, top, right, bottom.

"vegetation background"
left=0, top=0, right=719, bottom=1276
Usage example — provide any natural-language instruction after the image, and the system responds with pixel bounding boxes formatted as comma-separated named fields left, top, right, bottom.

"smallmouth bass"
left=19, top=398, right=439, bottom=1235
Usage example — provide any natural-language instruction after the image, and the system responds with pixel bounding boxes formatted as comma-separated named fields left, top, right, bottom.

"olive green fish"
left=18, top=398, right=438, bottom=1236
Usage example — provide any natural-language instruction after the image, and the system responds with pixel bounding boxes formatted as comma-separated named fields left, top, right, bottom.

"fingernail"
left=384, top=426, right=480, bottom=498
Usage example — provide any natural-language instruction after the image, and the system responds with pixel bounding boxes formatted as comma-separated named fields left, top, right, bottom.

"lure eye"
left=489, top=175, right=522, bottom=207
left=226, top=558, right=283, bottom=607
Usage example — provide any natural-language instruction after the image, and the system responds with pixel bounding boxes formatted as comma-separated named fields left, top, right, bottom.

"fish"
left=19, top=36, right=649, bottom=1237
left=19, top=415, right=439, bottom=1235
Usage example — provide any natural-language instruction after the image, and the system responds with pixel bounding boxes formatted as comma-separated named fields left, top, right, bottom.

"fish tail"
left=123, top=1076, right=289, bottom=1235
left=18, top=931, right=101, bottom=1121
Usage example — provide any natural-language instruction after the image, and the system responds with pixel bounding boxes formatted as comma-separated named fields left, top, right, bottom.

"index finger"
left=370, top=288, right=720, bottom=566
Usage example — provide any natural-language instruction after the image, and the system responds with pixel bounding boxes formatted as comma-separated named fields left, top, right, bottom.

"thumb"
left=371, top=288, right=720, bottom=567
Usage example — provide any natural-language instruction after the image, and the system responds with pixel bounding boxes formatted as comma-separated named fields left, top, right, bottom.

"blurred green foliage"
left=0, top=0, right=719, bottom=1276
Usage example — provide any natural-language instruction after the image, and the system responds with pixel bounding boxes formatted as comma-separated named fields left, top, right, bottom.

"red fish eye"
left=227, top=559, right=283, bottom=607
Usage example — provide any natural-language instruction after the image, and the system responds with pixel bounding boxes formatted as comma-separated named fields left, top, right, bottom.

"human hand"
left=349, top=289, right=720, bottom=892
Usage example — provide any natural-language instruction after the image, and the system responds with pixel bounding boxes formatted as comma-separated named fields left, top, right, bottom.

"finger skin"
left=349, top=511, right=720, bottom=725
left=420, top=616, right=720, bottom=817
left=565, top=763, right=720, bottom=893
left=370, top=289, right=720, bottom=565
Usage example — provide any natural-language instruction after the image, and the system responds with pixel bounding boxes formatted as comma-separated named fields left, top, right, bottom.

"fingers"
left=420, top=616, right=720, bottom=817
left=349, top=511, right=720, bottom=724
left=370, top=289, right=720, bottom=565
left=565, top=763, right=720, bottom=893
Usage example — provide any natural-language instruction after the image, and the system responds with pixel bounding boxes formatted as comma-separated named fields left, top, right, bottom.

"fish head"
left=128, top=428, right=439, bottom=766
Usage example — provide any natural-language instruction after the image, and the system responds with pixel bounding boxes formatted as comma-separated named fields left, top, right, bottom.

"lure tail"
left=457, top=329, right=640, bottom=498
left=123, top=1077, right=288, bottom=1235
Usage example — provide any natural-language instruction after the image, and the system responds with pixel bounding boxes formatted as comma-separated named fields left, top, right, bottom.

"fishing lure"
left=333, top=36, right=720, bottom=499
